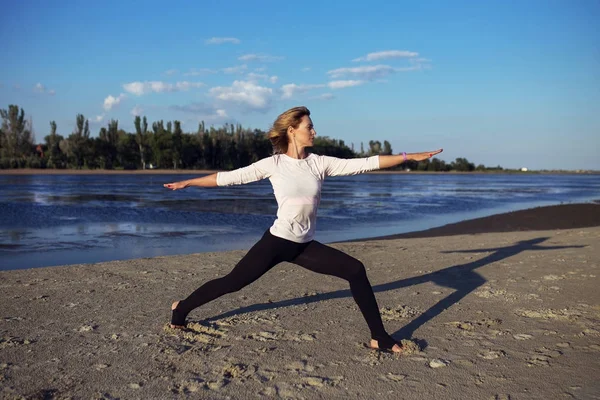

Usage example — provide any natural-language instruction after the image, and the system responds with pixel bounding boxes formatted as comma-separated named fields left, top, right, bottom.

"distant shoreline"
left=342, top=202, right=600, bottom=243
left=1, top=168, right=598, bottom=175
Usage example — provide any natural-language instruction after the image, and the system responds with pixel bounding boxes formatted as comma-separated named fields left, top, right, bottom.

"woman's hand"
left=411, top=148, right=443, bottom=161
left=163, top=181, right=188, bottom=191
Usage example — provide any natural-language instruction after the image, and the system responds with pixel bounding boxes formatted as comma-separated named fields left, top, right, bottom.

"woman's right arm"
left=163, top=173, right=218, bottom=190
left=164, top=157, right=274, bottom=191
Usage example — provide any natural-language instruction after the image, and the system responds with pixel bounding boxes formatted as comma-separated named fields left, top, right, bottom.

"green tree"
left=172, top=120, right=183, bottom=169
left=117, top=131, right=139, bottom=169
left=134, top=116, right=148, bottom=169
left=427, top=157, right=447, bottom=172
left=151, top=120, right=173, bottom=168
left=44, top=121, right=65, bottom=168
left=450, top=157, right=475, bottom=172
left=0, top=105, right=33, bottom=164
left=65, top=114, right=90, bottom=168
left=368, top=140, right=381, bottom=155
left=97, top=119, right=119, bottom=169
left=382, top=140, right=393, bottom=155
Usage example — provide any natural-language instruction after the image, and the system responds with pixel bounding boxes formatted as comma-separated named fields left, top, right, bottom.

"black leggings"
left=177, top=229, right=391, bottom=341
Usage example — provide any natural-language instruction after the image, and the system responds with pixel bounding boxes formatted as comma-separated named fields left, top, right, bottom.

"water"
left=1, top=173, right=599, bottom=270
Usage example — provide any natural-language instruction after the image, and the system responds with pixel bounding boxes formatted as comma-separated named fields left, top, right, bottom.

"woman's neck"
left=285, top=145, right=308, bottom=159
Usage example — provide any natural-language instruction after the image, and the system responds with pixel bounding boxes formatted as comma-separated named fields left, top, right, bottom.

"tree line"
left=0, top=104, right=502, bottom=172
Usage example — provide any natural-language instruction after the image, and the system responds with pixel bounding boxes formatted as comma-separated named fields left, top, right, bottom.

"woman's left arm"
left=378, top=149, right=443, bottom=169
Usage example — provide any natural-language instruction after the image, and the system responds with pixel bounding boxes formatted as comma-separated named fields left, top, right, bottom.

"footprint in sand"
left=579, top=328, right=600, bottom=337
left=162, top=322, right=228, bottom=353
left=244, top=330, right=318, bottom=343
left=379, top=373, right=407, bottom=382
left=244, top=331, right=280, bottom=341
left=170, top=379, right=204, bottom=394
left=542, top=275, right=565, bottom=281
left=475, top=287, right=508, bottom=299
left=380, top=305, right=422, bottom=321
left=222, top=362, right=258, bottom=381
left=270, top=382, right=301, bottom=399
left=0, top=336, right=34, bottom=348
left=252, top=346, right=278, bottom=355
left=446, top=318, right=502, bottom=337
left=77, top=325, right=97, bottom=333
left=204, top=380, right=227, bottom=391
left=429, top=359, right=450, bottom=368
left=515, top=308, right=582, bottom=321
left=285, top=360, right=315, bottom=373
left=203, top=361, right=267, bottom=391
left=527, top=355, right=551, bottom=367
left=94, top=363, right=110, bottom=371
left=301, top=375, right=343, bottom=388
left=478, top=350, right=506, bottom=360
left=526, top=347, right=562, bottom=367
left=454, top=359, right=475, bottom=367
left=218, top=313, right=280, bottom=327
left=513, top=334, right=533, bottom=341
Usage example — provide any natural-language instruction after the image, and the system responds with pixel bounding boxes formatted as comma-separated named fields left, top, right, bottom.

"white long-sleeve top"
left=216, top=153, right=380, bottom=243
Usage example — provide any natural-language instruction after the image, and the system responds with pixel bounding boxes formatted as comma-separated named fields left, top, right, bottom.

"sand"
left=1, top=204, right=599, bottom=399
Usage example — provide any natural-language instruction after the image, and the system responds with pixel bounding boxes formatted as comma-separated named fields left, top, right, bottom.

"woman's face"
left=291, top=115, right=316, bottom=147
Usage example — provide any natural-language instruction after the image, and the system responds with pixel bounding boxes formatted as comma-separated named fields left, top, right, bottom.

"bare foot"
left=170, top=301, right=186, bottom=329
left=369, top=339, right=403, bottom=353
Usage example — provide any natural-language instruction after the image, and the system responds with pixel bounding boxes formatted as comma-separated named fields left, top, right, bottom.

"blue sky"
left=1, top=0, right=598, bottom=170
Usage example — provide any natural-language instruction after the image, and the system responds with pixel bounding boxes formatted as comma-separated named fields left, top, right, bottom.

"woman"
left=164, top=106, right=442, bottom=353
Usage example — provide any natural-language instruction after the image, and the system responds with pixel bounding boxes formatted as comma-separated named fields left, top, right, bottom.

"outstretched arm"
left=379, top=149, right=443, bottom=169
left=164, top=173, right=218, bottom=190
left=164, top=157, right=274, bottom=191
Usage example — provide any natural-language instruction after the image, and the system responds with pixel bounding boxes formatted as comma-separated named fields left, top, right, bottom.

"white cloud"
left=175, top=81, right=206, bottom=91
left=238, top=54, right=284, bottom=62
left=246, top=72, right=268, bottom=81
left=34, top=82, right=56, bottom=95
left=245, top=73, right=279, bottom=84
left=171, top=102, right=229, bottom=121
left=205, top=37, right=241, bottom=45
left=313, top=93, right=335, bottom=100
left=164, top=69, right=178, bottom=76
left=280, top=83, right=325, bottom=99
left=210, top=80, right=274, bottom=112
left=302, top=67, right=311, bottom=72
left=184, top=68, right=217, bottom=76
left=328, top=65, right=397, bottom=80
left=93, top=114, right=105, bottom=123
left=130, top=105, right=144, bottom=117
left=353, top=50, right=419, bottom=62
left=222, top=64, right=248, bottom=74
left=103, top=93, right=126, bottom=111
left=122, top=81, right=204, bottom=96
left=327, top=80, right=365, bottom=89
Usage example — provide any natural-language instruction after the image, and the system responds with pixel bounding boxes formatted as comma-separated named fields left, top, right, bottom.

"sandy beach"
left=1, top=203, right=599, bottom=399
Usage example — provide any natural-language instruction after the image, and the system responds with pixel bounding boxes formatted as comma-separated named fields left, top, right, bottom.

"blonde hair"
left=267, top=106, right=310, bottom=154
